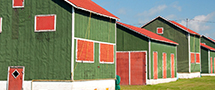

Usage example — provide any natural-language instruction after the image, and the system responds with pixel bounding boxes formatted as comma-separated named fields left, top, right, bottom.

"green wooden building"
left=116, top=22, right=178, bottom=85
left=141, top=16, right=201, bottom=78
left=0, top=0, right=119, bottom=89
left=201, top=35, right=215, bottom=76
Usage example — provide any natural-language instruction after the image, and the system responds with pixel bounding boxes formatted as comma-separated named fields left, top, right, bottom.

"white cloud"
left=117, top=8, right=126, bottom=14
left=138, top=5, right=167, bottom=17
left=171, top=2, right=182, bottom=11
left=180, top=12, right=215, bottom=32
left=166, top=14, right=177, bottom=20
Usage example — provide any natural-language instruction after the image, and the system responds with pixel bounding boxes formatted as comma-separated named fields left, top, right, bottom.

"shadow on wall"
left=52, top=0, right=73, bottom=13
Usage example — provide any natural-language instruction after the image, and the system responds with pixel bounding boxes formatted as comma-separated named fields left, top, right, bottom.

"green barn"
left=0, top=0, right=119, bottom=89
left=116, top=22, right=178, bottom=85
left=142, top=16, right=201, bottom=78
left=201, top=35, right=215, bottom=76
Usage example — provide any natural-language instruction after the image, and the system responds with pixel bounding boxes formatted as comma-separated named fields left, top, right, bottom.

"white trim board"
left=71, top=7, right=75, bottom=81
left=74, top=37, right=116, bottom=45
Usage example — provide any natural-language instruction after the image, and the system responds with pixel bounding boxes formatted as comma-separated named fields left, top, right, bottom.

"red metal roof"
left=201, top=43, right=215, bottom=51
left=65, top=0, right=119, bottom=19
left=169, top=21, right=200, bottom=36
left=207, top=37, right=215, bottom=43
left=117, top=22, right=178, bottom=45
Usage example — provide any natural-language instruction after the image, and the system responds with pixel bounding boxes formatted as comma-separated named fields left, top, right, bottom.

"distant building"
left=116, top=22, right=178, bottom=85
left=142, top=16, right=201, bottom=78
left=201, top=36, right=215, bottom=76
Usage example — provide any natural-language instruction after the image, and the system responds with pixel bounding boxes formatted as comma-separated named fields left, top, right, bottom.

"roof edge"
left=202, top=35, right=215, bottom=44
left=141, top=16, right=200, bottom=36
left=64, top=0, right=120, bottom=20
left=117, top=22, right=178, bottom=45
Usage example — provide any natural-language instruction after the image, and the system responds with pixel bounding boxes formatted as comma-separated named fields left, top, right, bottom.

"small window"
left=196, top=53, right=200, bottom=63
left=13, top=0, right=24, bottom=8
left=157, top=27, right=164, bottom=34
left=76, top=40, right=94, bottom=63
left=191, top=53, right=195, bottom=63
left=0, top=17, right=2, bottom=33
left=35, top=14, right=56, bottom=32
left=100, top=43, right=114, bottom=64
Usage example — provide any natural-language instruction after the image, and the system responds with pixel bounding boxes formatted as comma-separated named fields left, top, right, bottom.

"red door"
left=171, top=54, right=175, bottom=78
left=116, top=52, right=129, bottom=85
left=163, top=53, right=167, bottom=78
left=8, top=66, right=24, bottom=90
left=130, top=52, right=146, bottom=85
left=153, top=52, right=158, bottom=79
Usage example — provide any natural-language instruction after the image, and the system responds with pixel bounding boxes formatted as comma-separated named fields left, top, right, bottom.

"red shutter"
left=77, top=40, right=94, bottom=62
left=196, top=53, right=200, bottom=63
left=157, top=27, right=163, bottom=34
left=35, top=15, right=56, bottom=32
left=153, top=52, right=158, bottom=79
left=191, top=53, right=195, bottom=63
left=100, top=43, right=114, bottom=63
left=163, top=53, right=167, bottom=79
left=13, top=0, right=24, bottom=8
left=211, top=57, right=213, bottom=73
left=171, top=54, right=175, bottom=78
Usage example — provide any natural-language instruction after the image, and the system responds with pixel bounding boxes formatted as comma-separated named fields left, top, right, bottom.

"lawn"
left=120, top=76, right=215, bottom=90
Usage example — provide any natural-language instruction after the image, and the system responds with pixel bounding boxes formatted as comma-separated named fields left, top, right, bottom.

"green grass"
left=121, top=76, right=215, bottom=90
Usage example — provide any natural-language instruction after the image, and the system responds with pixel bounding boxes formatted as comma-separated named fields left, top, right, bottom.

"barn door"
left=116, top=52, right=129, bottom=85
left=7, top=66, right=24, bottom=90
left=130, top=52, right=146, bottom=85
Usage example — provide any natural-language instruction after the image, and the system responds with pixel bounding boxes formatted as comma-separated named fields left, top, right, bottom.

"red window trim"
left=34, top=14, right=56, bottom=32
left=13, top=0, right=24, bottom=8
left=76, top=39, right=94, bottom=63
left=99, top=43, right=114, bottom=64
left=157, top=27, right=164, bottom=34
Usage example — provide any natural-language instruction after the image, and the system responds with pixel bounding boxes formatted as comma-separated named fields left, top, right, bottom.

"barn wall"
left=75, top=9, right=115, bottom=43
left=116, top=25, right=148, bottom=51
left=201, top=47, right=209, bottom=73
left=143, top=18, right=189, bottom=72
left=73, top=9, right=116, bottom=80
left=150, top=41, right=177, bottom=79
left=0, top=0, right=72, bottom=80
left=190, top=35, right=201, bottom=72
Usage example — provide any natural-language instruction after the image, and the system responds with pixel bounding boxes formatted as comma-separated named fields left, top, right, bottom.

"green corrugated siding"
left=190, top=35, right=200, bottom=52
left=150, top=41, right=177, bottom=79
left=73, top=9, right=116, bottom=80
left=190, top=35, right=201, bottom=72
left=73, top=40, right=116, bottom=80
left=0, top=0, right=72, bottom=80
left=116, top=25, right=148, bottom=51
left=201, top=47, right=209, bottom=73
left=143, top=18, right=189, bottom=72
left=75, top=9, right=115, bottom=43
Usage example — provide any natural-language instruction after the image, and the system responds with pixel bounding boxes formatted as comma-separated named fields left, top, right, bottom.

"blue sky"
left=92, top=0, right=215, bottom=39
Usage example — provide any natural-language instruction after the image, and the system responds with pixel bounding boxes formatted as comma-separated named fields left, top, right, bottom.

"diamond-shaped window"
left=12, top=70, right=19, bottom=79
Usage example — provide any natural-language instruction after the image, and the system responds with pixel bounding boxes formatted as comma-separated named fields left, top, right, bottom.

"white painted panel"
left=178, top=72, right=201, bottom=79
